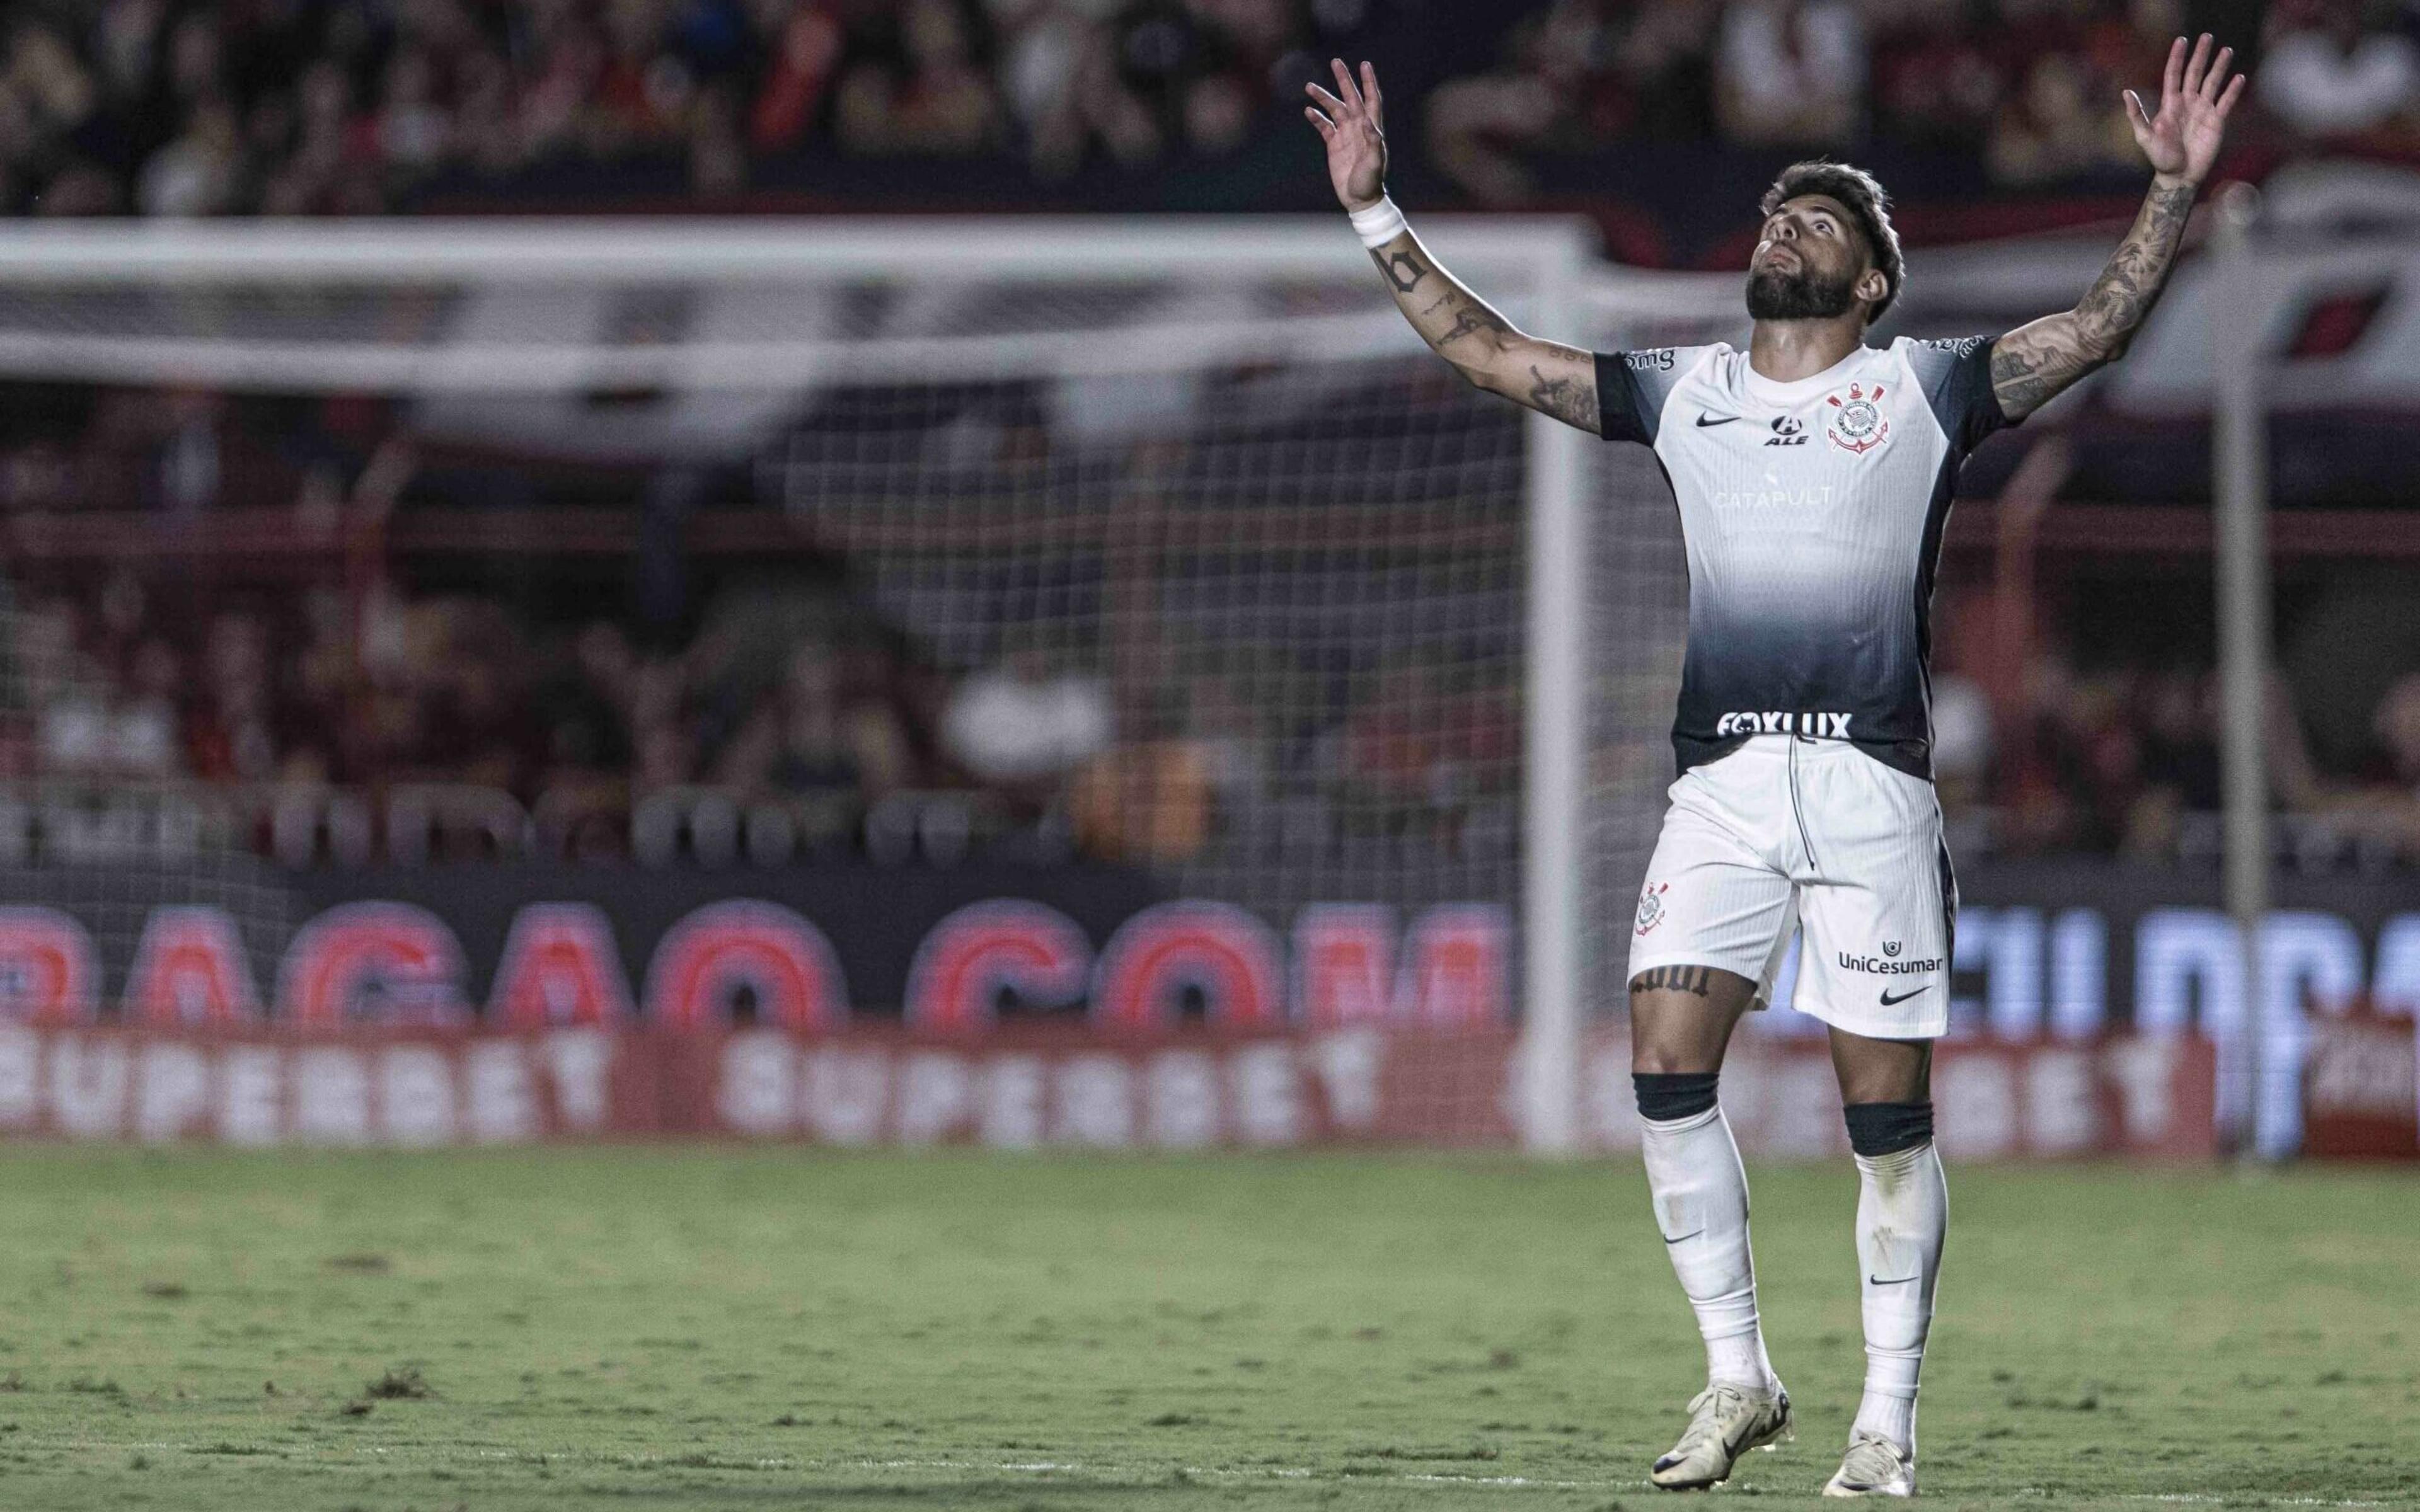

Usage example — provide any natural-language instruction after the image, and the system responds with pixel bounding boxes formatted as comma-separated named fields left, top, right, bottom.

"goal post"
left=1521, top=234, right=1592, bottom=1155
left=0, top=215, right=1744, bottom=1153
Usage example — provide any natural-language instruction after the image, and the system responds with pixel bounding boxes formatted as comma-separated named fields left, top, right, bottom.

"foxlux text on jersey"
left=1714, top=711, right=1853, bottom=737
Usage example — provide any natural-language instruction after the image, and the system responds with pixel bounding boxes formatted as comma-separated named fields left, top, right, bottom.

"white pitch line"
left=1397, top=1473, right=1637, bottom=1489
left=829, top=1462, right=2416, bottom=1502
left=20, top=1440, right=2415, bottom=1504
left=2012, top=1492, right=2398, bottom=1510
left=823, top=1457, right=1642, bottom=1490
left=2119, top=1490, right=2381, bottom=1499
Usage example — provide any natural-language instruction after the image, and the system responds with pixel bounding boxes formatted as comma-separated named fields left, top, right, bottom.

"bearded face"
left=1744, top=252, right=1863, bottom=321
left=1744, top=193, right=1878, bottom=321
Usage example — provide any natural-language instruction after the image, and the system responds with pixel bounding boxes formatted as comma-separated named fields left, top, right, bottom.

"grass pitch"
left=0, top=1148, right=2409, bottom=1510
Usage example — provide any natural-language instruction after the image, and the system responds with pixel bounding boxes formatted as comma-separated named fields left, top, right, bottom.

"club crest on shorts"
left=1635, top=883, right=1669, bottom=937
left=1824, top=381, right=1890, bottom=455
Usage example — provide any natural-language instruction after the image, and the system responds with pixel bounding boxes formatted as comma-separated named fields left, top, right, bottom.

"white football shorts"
left=1627, top=734, right=1954, bottom=1041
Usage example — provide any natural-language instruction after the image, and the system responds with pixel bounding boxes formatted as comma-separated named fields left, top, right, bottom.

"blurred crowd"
left=1932, top=653, right=2420, bottom=864
left=1, top=570, right=940, bottom=817
left=0, top=0, right=1374, bottom=216
left=0, top=563, right=1529, bottom=868
left=1, top=0, right=2417, bottom=872
left=1427, top=0, right=2404, bottom=204
left=0, top=0, right=2400, bottom=221
left=9, top=560, right=2420, bottom=867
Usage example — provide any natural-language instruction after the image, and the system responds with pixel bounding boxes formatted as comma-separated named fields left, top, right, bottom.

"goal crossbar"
left=0, top=216, right=1596, bottom=284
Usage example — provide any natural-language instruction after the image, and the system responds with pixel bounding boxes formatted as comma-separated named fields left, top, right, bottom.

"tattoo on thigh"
left=1630, top=965, right=1715, bottom=997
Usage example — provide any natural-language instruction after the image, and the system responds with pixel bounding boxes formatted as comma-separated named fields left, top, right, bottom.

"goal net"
left=0, top=218, right=1744, bottom=1149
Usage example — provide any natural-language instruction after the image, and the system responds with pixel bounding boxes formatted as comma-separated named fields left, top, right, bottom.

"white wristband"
left=1351, top=196, right=1409, bottom=249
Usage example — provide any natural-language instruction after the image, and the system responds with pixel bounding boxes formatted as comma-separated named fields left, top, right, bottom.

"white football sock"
left=1640, top=1105, right=1776, bottom=1392
left=1851, top=1140, right=1947, bottom=1452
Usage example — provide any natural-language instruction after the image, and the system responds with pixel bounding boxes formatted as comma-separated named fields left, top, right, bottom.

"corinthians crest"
left=1824, top=381, right=1891, bottom=455
left=1635, top=882, right=1669, bottom=937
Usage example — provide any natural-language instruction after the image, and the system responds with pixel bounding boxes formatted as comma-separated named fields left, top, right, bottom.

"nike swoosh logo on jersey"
left=1879, top=987, right=1930, bottom=1007
left=1695, top=413, right=1740, bottom=427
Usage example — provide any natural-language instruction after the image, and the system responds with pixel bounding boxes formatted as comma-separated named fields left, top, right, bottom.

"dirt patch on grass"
left=363, top=1366, right=430, bottom=1400
left=325, top=1253, right=392, bottom=1274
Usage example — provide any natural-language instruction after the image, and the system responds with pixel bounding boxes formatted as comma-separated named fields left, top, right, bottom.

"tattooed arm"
left=1988, top=178, right=2196, bottom=423
left=1364, top=230, right=1603, bottom=432
left=1990, top=34, right=2245, bottom=423
left=1306, top=59, right=1601, bottom=434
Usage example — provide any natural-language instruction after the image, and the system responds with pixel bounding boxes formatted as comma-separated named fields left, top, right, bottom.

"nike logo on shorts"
left=1695, top=412, right=1739, bottom=427
left=1869, top=1273, right=1920, bottom=1286
left=1879, top=986, right=1930, bottom=1007
left=1663, top=1229, right=1705, bottom=1246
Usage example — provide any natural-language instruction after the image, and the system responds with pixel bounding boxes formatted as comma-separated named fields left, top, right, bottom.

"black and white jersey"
left=1597, top=336, right=2014, bottom=780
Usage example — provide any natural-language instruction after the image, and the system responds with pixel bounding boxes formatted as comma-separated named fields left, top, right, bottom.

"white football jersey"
left=1596, top=336, right=2015, bottom=779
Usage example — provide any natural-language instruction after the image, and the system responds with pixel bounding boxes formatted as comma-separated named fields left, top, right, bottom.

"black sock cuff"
left=1843, top=1100, right=1933, bottom=1157
left=1634, top=1072, right=1720, bottom=1123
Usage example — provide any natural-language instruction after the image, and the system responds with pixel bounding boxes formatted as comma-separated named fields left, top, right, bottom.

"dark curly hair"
left=1759, top=161, right=1904, bottom=323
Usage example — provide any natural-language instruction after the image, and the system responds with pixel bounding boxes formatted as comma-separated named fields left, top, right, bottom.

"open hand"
left=1305, top=59, right=1387, bottom=212
left=2127, top=33, right=2245, bottom=186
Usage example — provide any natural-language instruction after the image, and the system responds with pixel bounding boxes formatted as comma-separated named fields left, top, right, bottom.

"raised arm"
left=1305, top=60, right=1601, bottom=435
left=1990, top=34, right=2245, bottom=423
